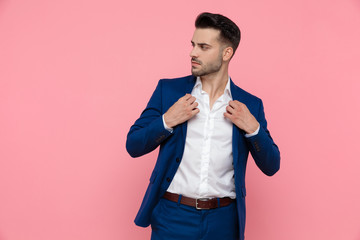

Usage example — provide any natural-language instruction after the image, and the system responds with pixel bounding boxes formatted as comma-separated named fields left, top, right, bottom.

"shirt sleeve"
left=162, top=114, right=174, bottom=133
left=244, top=124, right=260, bottom=138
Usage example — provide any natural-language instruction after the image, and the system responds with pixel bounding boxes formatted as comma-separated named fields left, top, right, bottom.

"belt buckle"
left=196, top=198, right=211, bottom=210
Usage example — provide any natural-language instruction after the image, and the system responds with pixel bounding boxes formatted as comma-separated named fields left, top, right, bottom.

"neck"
left=200, top=67, right=229, bottom=99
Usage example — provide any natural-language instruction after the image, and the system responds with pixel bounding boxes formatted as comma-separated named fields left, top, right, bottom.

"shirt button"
left=176, top=158, right=180, bottom=163
left=166, top=177, right=171, bottom=182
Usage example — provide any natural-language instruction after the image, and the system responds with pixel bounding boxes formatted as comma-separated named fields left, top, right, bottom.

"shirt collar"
left=194, top=76, right=232, bottom=98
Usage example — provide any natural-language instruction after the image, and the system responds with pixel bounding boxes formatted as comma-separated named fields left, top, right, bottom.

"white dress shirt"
left=164, top=77, right=259, bottom=199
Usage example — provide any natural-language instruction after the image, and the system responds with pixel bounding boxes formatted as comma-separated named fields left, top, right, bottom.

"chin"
left=192, top=72, right=199, bottom=77
left=191, top=69, right=203, bottom=77
left=191, top=70, right=198, bottom=76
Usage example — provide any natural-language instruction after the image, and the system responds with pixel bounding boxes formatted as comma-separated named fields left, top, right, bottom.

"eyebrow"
left=191, top=41, right=211, bottom=47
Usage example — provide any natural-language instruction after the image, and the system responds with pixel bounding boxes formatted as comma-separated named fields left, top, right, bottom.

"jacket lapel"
left=230, top=79, right=247, bottom=165
left=180, top=76, right=197, bottom=145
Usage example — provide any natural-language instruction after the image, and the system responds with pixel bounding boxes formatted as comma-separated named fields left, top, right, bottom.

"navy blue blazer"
left=126, top=75, right=280, bottom=240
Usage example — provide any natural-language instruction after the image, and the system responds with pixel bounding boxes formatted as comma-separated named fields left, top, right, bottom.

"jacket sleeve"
left=126, top=80, right=173, bottom=158
left=245, top=100, right=280, bottom=176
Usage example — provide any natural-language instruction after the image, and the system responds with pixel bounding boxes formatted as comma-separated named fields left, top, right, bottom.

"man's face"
left=190, top=28, right=225, bottom=77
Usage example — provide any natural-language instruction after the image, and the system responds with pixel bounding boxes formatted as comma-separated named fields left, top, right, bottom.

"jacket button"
left=176, top=158, right=180, bottom=163
left=166, top=177, right=171, bottom=182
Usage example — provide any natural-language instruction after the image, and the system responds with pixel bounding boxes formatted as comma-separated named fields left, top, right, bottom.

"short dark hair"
left=195, top=12, right=241, bottom=55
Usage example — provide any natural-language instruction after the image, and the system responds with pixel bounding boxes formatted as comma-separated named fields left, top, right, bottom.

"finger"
left=187, top=96, right=196, bottom=104
left=226, top=105, right=234, bottom=114
left=224, top=112, right=233, bottom=120
left=228, top=101, right=236, bottom=109
left=231, top=100, right=245, bottom=109
left=229, top=100, right=239, bottom=109
left=190, top=101, right=198, bottom=108
left=183, top=93, right=192, bottom=101
left=192, top=108, right=200, bottom=115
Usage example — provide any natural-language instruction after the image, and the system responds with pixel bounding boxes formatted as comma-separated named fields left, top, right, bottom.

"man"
left=126, top=12, right=280, bottom=240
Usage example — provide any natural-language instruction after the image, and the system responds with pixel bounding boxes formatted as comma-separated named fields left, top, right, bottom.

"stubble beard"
left=191, top=54, right=223, bottom=77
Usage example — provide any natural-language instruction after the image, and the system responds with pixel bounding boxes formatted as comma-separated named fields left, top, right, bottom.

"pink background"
left=1, top=0, right=360, bottom=239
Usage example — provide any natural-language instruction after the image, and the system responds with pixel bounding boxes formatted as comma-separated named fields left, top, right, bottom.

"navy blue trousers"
left=150, top=197, right=239, bottom=240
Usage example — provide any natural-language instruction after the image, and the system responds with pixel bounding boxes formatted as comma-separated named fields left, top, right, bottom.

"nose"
left=190, top=46, right=198, bottom=58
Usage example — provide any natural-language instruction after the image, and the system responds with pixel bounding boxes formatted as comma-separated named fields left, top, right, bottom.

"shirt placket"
left=198, top=92, right=221, bottom=197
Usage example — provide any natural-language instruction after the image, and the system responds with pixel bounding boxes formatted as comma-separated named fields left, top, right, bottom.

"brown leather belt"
left=163, top=191, right=235, bottom=210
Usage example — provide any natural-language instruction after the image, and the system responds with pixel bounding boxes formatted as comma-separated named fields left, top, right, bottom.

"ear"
left=222, top=46, right=234, bottom=61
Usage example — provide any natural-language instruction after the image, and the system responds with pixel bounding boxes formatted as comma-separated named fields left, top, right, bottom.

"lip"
left=191, top=61, right=201, bottom=66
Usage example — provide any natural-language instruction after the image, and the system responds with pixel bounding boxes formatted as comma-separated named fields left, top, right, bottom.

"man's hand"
left=164, top=94, right=199, bottom=128
left=224, top=100, right=259, bottom=134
